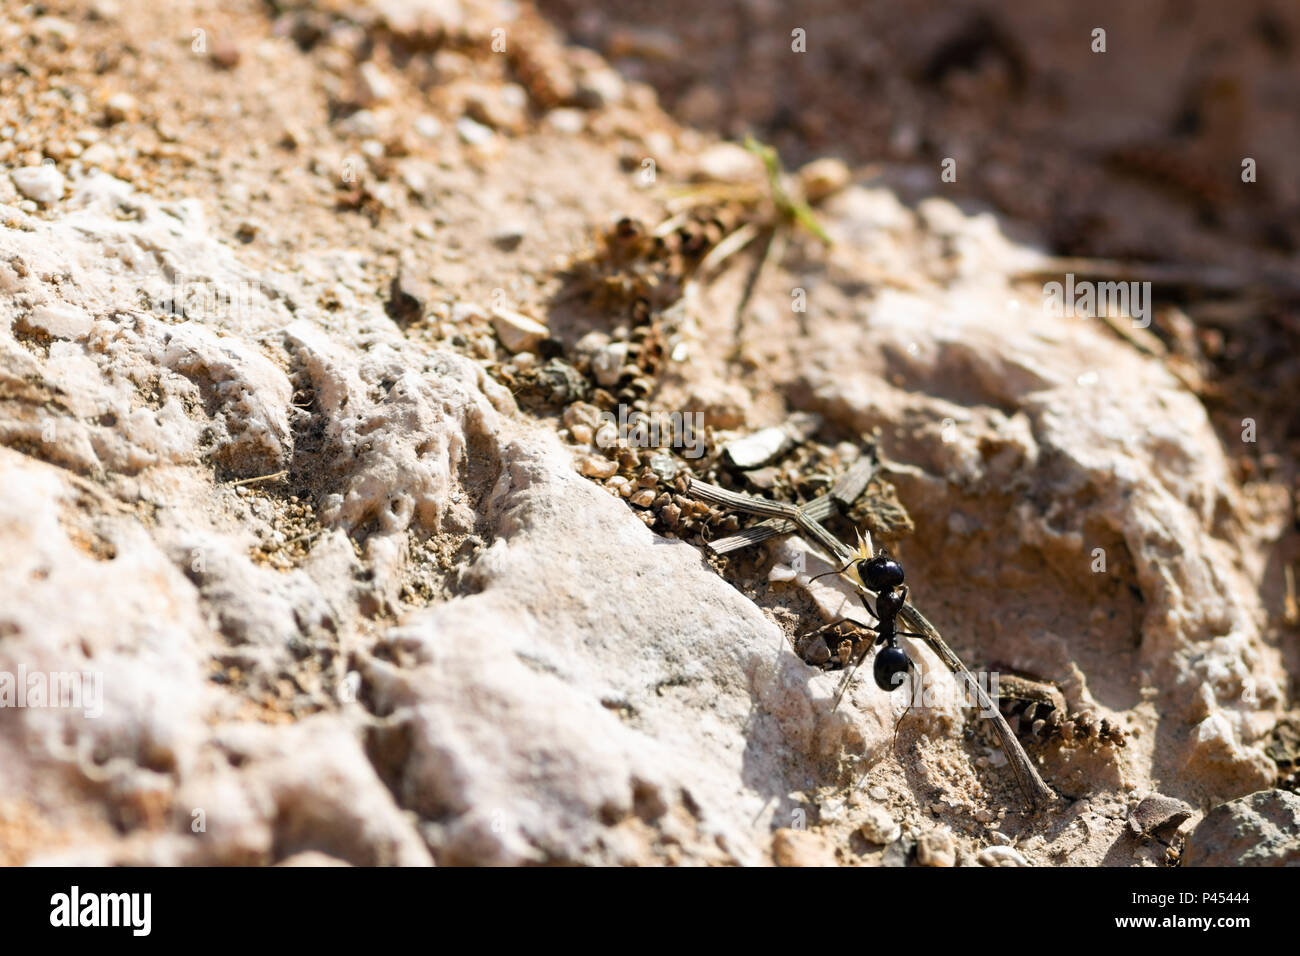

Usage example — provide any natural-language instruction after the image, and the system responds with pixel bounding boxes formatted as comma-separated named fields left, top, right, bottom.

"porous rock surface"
left=0, top=0, right=1294, bottom=866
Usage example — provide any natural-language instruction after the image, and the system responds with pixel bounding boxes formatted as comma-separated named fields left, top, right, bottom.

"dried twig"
left=1017, top=256, right=1300, bottom=298
left=705, top=454, right=879, bottom=554
left=227, top=470, right=288, bottom=488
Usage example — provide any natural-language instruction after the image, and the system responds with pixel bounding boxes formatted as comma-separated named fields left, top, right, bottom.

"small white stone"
left=858, top=804, right=901, bottom=844
left=104, top=92, right=136, bottom=124
left=490, top=307, right=549, bottom=354
left=768, top=564, right=797, bottom=583
left=11, top=165, right=65, bottom=204
left=456, top=117, right=494, bottom=146
left=545, top=109, right=585, bottom=135
left=356, top=62, right=396, bottom=105
left=692, top=142, right=762, bottom=184
left=414, top=115, right=443, bottom=138
left=977, top=845, right=1028, bottom=867
left=592, top=342, right=628, bottom=387
left=80, top=142, right=117, bottom=167
left=492, top=222, right=527, bottom=251
left=26, top=303, right=92, bottom=339
left=915, top=828, right=957, bottom=867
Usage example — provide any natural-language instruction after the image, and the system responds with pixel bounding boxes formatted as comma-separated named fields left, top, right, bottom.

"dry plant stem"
left=227, top=469, right=288, bottom=487
left=706, top=454, right=879, bottom=553
left=732, top=227, right=784, bottom=351
left=695, top=221, right=761, bottom=277
left=1019, top=256, right=1300, bottom=297
left=686, top=477, right=1060, bottom=811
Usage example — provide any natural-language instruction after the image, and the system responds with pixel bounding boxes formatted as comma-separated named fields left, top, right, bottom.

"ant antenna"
left=807, top=560, right=855, bottom=585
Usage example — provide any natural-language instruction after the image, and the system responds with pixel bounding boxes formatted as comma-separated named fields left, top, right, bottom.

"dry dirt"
left=1, top=0, right=1298, bottom=866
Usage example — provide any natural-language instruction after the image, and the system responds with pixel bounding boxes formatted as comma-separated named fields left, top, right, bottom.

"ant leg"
left=896, top=630, right=928, bottom=639
left=798, top=617, right=851, bottom=640
left=831, top=641, right=872, bottom=712
left=891, top=703, right=913, bottom=755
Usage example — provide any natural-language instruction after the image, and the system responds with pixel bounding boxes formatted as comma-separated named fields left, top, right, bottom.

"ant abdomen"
left=873, top=644, right=912, bottom=691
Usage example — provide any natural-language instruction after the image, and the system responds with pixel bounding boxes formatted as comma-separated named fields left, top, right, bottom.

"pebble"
left=741, top=466, right=779, bottom=490
left=562, top=402, right=602, bottom=430
left=692, top=142, right=763, bottom=184
left=868, top=787, right=889, bottom=801
left=569, top=424, right=593, bottom=445
left=973, top=807, right=996, bottom=824
left=465, top=84, right=527, bottom=133
left=1127, top=793, right=1194, bottom=839
left=594, top=423, right=618, bottom=448
left=10, top=165, right=64, bottom=204
left=545, top=109, right=585, bottom=135
left=859, top=804, right=901, bottom=845
left=335, top=110, right=386, bottom=140
left=771, top=828, right=837, bottom=867
left=630, top=488, right=656, bottom=507
left=390, top=267, right=435, bottom=318
left=210, top=38, right=241, bottom=70
left=722, top=413, right=821, bottom=469
left=648, top=453, right=679, bottom=480
left=798, top=157, right=852, bottom=203
left=356, top=62, right=396, bottom=105
left=490, top=306, right=549, bottom=353
left=456, top=116, right=495, bottom=146
left=881, top=837, right=915, bottom=867
left=579, top=456, right=618, bottom=479
left=915, top=828, right=957, bottom=867
left=592, top=342, right=629, bottom=387
left=768, top=564, right=798, bottom=584
left=987, top=831, right=1012, bottom=846
left=451, top=301, right=485, bottom=324
left=491, top=222, right=527, bottom=251
left=575, top=67, right=626, bottom=109
left=103, top=92, right=137, bottom=124
left=977, top=846, right=1029, bottom=867
left=414, top=114, right=442, bottom=138
left=79, top=142, right=117, bottom=167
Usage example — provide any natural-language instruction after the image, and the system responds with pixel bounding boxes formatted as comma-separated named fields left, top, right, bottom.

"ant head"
left=860, top=549, right=904, bottom=591
left=873, top=644, right=912, bottom=692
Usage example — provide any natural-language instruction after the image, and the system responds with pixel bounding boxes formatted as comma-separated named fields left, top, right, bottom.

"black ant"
left=804, top=536, right=927, bottom=707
